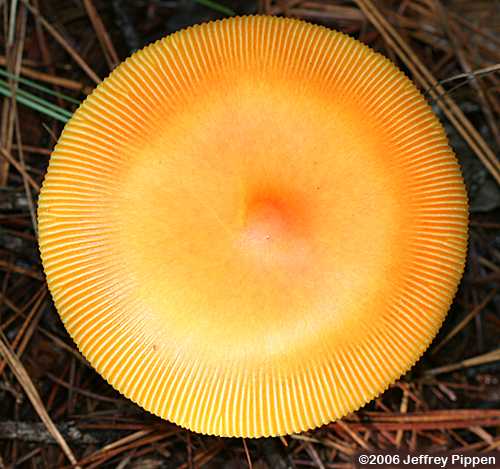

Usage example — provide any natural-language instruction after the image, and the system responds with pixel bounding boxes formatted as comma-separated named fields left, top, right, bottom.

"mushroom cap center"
left=245, top=196, right=289, bottom=241
left=240, top=191, right=311, bottom=268
left=115, top=77, right=402, bottom=363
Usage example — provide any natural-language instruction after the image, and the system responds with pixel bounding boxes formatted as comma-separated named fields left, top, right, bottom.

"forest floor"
left=0, top=0, right=499, bottom=467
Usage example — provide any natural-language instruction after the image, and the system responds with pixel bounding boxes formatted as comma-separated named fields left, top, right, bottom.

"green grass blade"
left=0, top=82, right=70, bottom=123
left=194, top=0, right=235, bottom=16
left=10, top=85, right=74, bottom=119
left=0, top=67, right=81, bottom=105
left=0, top=78, right=73, bottom=118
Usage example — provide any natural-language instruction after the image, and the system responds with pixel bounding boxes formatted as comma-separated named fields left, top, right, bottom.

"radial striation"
left=38, top=16, right=468, bottom=437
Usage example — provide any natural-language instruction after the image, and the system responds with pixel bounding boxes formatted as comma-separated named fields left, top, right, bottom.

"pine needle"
left=0, top=332, right=79, bottom=467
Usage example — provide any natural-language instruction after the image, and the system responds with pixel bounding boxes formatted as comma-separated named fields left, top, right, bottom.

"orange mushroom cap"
left=38, top=16, right=468, bottom=437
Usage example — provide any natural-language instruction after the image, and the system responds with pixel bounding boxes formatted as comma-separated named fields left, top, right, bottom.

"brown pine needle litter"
left=1, top=0, right=499, bottom=467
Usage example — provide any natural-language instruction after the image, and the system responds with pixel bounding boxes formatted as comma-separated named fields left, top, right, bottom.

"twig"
left=0, top=332, right=79, bottom=466
left=0, top=421, right=101, bottom=445
left=432, top=288, right=498, bottom=354
left=82, top=0, right=119, bottom=70
left=21, top=0, right=101, bottom=84
left=0, top=60, right=89, bottom=92
left=426, top=348, right=500, bottom=376
left=14, top=114, right=38, bottom=232
left=426, top=64, right=500, bottom=93
left=437, top=3, right=500, bottom=149
left=0, top=260, right=44, bottom=280
left=1, top=1, right=27, bottom=186
left=354, top=0, right=500, bottom=184
left=0, top=287, right=46, bottom=376
left=242, top=438, right=253, bottom=469
left=0, top=148, right=40, bottom=191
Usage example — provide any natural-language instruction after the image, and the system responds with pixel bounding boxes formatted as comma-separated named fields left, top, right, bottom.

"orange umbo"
left=38, top=16, right=468, bottom=437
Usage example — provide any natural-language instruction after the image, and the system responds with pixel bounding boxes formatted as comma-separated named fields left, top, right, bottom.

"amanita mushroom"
left=38, top=16, right=468, bottom=437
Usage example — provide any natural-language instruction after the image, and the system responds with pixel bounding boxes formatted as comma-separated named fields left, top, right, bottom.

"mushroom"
left=38, top=16, right=468, bottom=437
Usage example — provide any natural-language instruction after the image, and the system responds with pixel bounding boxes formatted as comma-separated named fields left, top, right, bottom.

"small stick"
left=21, top=0, right=101, bottom=84
left=0, top=332, right=79, bottom=467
